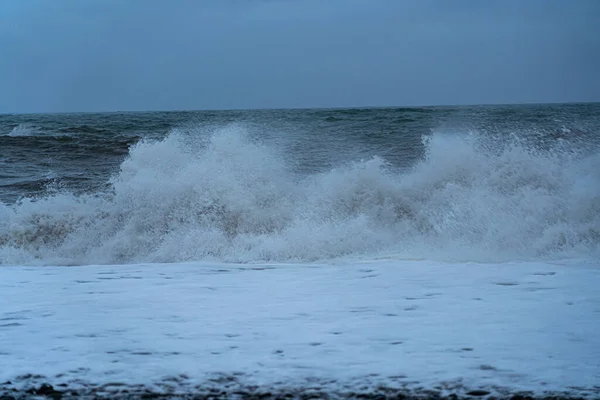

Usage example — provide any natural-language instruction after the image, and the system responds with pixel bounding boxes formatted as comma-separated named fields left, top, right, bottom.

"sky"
left=0, top=0, right=599, bottom=113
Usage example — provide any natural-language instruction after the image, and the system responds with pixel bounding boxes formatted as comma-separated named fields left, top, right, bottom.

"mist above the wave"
left=0, top=124, right=598, bottom=265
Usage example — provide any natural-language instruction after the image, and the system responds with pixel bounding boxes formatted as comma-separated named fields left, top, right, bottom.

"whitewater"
left=1, top=126, right=599, bottom=265
left=0, top=106, right=599, bottom=399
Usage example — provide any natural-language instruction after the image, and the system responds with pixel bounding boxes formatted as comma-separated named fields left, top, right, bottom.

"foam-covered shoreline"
left=2, top=261, right=598, bottom=400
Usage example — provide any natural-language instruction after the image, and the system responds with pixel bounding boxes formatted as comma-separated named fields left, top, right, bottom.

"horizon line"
left=1, top=100, right=599, bottom=116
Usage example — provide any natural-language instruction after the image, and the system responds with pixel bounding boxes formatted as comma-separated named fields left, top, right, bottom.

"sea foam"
left=1, top=125, right=598, bottom=265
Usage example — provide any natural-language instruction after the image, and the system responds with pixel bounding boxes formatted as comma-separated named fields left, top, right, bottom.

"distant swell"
left=57, top=125, right=114, bottom=134
left=0, top=125, right=599, bottom=266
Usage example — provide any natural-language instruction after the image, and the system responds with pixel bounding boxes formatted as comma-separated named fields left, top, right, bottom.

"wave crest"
left=5, top=123, right=42, bottom=137
left=1, top=125, right=598, bottom=265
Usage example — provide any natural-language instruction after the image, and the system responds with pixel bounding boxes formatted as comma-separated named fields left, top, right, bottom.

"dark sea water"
left=1, top=104, right=599, bottom=265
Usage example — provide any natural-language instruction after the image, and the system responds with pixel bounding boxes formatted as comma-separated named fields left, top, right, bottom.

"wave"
left=0, top=125, right=598, bottom=266
left=3, top=123, right=115, bottom=138
left=57, top=125, right=114, bottom=135
left=5, top=123, right=43, bottom=137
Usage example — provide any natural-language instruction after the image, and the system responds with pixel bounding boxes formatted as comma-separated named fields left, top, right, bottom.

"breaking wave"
left=5, top=123, right=42, bottom=137
left=0, top=125, right=598, bottom=266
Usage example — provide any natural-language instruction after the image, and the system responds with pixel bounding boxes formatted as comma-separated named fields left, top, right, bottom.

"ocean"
left=1, top=104, right=600, bottom=399
left=1, top=103, right=599, bottom=266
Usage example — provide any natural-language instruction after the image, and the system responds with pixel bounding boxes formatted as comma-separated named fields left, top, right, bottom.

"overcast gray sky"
left=1, top=0, right=598, bottom=113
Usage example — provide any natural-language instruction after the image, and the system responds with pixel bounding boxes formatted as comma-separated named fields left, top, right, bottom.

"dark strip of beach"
left=1, top=378, right=597, bottom=400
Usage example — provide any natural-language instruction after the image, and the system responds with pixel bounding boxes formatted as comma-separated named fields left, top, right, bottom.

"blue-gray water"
left=1, top=104, right=599, bottom=265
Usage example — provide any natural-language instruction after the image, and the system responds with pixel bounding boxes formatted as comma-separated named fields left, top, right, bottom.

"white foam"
left=5, top=123, right=41, bottom=137
left=0, top=259, right=598, bottom=395
left=0, top=125, right=598, bottom=265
